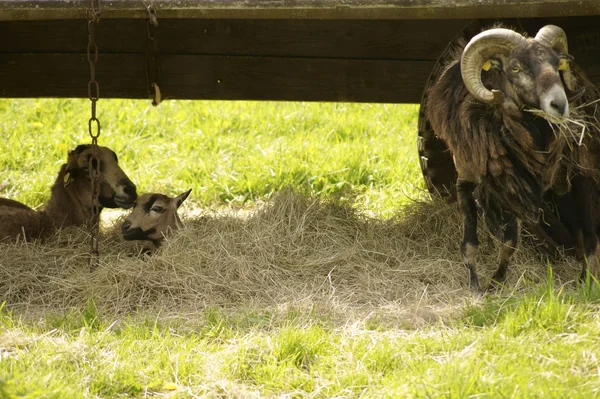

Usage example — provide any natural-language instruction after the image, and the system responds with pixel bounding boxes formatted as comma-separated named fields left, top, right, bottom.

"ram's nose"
left=542, top=85, right=569, bottom=118
left=550, top=97, right=568, bottom=118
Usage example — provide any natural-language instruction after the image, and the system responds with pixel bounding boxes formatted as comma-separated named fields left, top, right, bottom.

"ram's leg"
left=457, top=180, right=480, bottom=291
left=572, top=176, right=600, bottom=282
left=489, top=215, right=518, bottom=290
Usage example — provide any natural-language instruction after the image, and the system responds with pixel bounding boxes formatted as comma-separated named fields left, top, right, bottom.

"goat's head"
left=65, top=144, right=137, bottom=209
left=461, top=25, right=578, bottom=119
left=121, top=189, right=192, bottom=242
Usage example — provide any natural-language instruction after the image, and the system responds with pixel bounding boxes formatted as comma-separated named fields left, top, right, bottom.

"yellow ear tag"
left=482, top=60, right=492, bottom=71
left=558, top=58, right=569, bottom=71
left=63, top=172, right=71, bottom=188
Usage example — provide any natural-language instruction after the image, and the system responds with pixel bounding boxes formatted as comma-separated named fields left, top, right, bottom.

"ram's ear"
left=482, top=59, right=501, bottom=72
left=175, top=189, right=192, bottom=208
left=558, top=53, right=574, bottom=71
left=558, top=55, right=586, bottom=101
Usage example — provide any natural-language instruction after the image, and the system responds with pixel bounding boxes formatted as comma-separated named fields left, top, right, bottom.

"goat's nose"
left=550, top=97, right=568, bottom=117
left=122, top=184, right=137, bottom=198
left=122, top=220, right=132, bottom=232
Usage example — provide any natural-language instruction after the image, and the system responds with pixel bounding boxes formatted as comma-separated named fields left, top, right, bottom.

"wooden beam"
left=0, top=19, right=471, bottom=61
left=0, top=53, right=433, bottom=103
left=1, top=0, right=599, bottom=21
left=1, top=16, right=599, bottom=101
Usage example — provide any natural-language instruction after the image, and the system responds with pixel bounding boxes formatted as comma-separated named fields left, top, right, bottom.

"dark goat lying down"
left=0, top=145, right=137, bottom=242
left=426, top=25, right=600, bottom=290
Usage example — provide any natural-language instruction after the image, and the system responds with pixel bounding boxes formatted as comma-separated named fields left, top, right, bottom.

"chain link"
left=88, top=0, right=102, bottom=270
left=146, top=5, right=161, bottom=106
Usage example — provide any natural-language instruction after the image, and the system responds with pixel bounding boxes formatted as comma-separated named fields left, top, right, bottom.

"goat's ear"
left=175, top=189, right=192, bottom=208
left=63, top=172, right=73, bottom=187
left=65, top=145, right=88, bottom=172
left=558, top=53, right=574, bottom=71
left=65, top=150, right=80, bottom=172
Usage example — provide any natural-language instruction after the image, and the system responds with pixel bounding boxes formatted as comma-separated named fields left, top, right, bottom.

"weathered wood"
left=1, top=16, right=600, bottom=102
left=0, top=53, right=432, bottom=102
left=0, top=19, right=472, bottom=61
left=4, top=17, right=599, bottom=60
left=1, top=0, right=599, bottom=21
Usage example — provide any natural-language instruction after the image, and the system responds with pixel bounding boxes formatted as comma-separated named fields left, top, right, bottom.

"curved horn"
left=535, top=25, right=568, bottom=54
left=461, top=28, right=527, bottom=104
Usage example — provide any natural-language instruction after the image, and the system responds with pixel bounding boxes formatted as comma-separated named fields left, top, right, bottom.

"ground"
left=1, top=99, right=600, bottom=398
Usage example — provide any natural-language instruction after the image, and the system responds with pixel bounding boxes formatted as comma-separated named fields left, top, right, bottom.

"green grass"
left=2, top=280, right=600, bottom=398
left=0, top=99, right=423, bottom=217
left=2, top=99, right=600, bottom=398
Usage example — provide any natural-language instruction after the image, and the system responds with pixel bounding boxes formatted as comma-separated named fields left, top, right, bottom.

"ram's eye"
left=151, top=206, right=165, bottom=213
left=511, top=67, right=520, bottom=73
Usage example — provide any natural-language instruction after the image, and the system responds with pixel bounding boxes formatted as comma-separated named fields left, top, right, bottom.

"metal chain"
left=88, top=0, right=102, bottom=270
left=146, top=5, right=161, bottom=106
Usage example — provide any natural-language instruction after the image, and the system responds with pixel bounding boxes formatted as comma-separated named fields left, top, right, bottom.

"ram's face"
left=461, top=25, right=573, bottom=120
left=502, top=42, right=568, bottom=118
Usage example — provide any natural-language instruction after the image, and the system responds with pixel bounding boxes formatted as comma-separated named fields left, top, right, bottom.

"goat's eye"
left=511, top=67, right=520, bottom=73
left=151, top=206, right=165, bottom=213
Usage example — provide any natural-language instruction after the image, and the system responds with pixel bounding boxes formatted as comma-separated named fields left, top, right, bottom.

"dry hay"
left=0, top=191, right=583, bottom=327
left=526, top=98, right=600, bottom=153
left=525, top=91, right=600, bottom=188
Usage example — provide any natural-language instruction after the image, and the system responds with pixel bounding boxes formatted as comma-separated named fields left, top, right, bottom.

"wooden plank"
left=0, top=53, right=432, bottom=102
left=534, top=17, right=600, bottom=55
left=0, top=19, right=471, bottom=61
left=2, top=16, right=599, bottom=102
left=1, top=0, right=599, bottom=21
left=3, top=17, right=599, bottom=60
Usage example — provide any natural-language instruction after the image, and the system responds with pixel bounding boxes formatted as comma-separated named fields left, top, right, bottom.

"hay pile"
left=0, top=191, right=583, bottom=326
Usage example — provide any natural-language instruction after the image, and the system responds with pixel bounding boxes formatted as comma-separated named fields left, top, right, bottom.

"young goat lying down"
left=121, top=189, right=192, bottom=251
left=0, top=144, right=137, bottom=241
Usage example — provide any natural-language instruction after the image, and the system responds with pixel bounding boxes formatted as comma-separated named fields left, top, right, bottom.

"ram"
left=426, top=25, right=599, bottom=290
